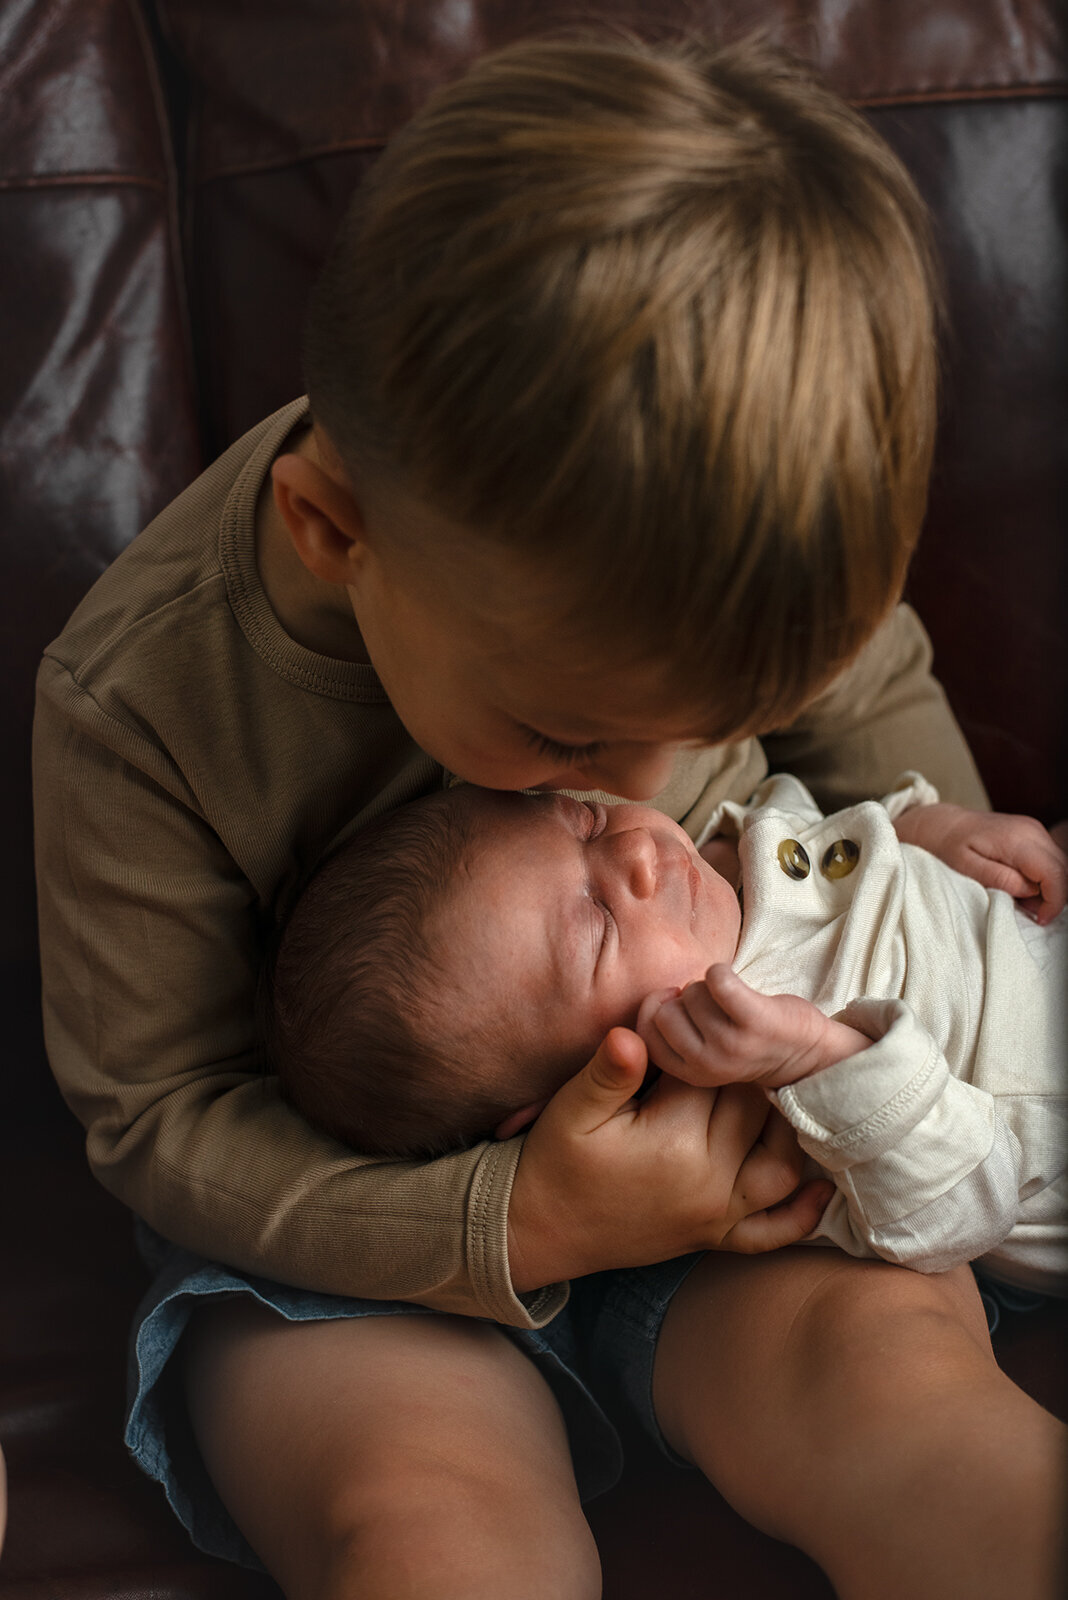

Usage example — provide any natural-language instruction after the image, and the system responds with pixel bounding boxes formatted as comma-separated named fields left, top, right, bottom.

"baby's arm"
left=639, top=974, right=1040, bottom=1277
left=637, top=965, right=869, bottom=1091
left=894, top=803, right=1068, bottom=924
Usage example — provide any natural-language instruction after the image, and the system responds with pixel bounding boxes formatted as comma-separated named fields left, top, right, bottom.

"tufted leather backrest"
left=3, top=0, right=1065, bottom=1117
left=0, top=0, right=199, bottom=1115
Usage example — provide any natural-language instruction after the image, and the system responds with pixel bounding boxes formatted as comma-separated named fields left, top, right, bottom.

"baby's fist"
left=637, top=967, right=832, bottom=1089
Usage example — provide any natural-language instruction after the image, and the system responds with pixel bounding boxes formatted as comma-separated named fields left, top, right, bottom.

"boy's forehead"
left=370, top=492, right=706, bottom=725
left=463, top=618, right=708, bottom=736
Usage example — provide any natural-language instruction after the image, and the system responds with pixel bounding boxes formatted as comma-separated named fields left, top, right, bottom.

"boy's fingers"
left=753, top=1102, right=805, bottom=1179
left=556, top=1027, right=649, bottom=1132
left=732, top=1108, right=806, bottom=1213
left=701, top=1080, right=773, bottom=1159
left=726, top=1179, right=835, bottom=1254
left=642, top=1076, right=771, bottom=1165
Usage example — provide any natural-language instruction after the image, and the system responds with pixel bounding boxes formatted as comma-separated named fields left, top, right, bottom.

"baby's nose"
left=613, top=828, right=658, bottom=899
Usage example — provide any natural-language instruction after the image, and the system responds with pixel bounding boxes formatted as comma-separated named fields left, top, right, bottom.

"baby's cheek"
left=589, top=982, right=642, bottom=1043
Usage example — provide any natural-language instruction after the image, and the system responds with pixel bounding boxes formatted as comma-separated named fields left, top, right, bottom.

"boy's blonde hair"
left=305, top=33, right=938, bottom=738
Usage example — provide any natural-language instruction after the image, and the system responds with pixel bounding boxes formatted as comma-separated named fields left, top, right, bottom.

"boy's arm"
left=33, top=668, right=549, bottom=1328
left=34, top=666, right=824, bottom=1324
left=761, top=604, right=990, bottom=811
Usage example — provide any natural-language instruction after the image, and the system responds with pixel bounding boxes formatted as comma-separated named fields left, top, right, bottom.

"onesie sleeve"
left=33, top=659, right=560, bottom=1328
left=761, top=604, right=989, bottom=811
left=774, top=997, right=1025, bottom=1272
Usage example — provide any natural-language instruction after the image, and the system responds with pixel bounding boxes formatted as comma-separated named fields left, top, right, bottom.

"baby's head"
left=301, top=32, right=940, bottom=749
left=267, top=787, right=740, bottom=1156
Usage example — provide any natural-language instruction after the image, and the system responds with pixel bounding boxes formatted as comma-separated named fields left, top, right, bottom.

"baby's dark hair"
left=265, top=791, right=552, bottom=1158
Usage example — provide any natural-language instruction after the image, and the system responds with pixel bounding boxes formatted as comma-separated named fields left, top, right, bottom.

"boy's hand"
left=636, top=965, right=866, bottom=1090
left=894, top=803, right=1068, bottom=924
left=506, top=1027, right=834, bottom=1294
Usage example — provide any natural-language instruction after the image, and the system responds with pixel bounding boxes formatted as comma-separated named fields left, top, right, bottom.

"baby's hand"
left=637, top=966, right=867, bottom=1091
left=894, top=804, right=1068, bottom=924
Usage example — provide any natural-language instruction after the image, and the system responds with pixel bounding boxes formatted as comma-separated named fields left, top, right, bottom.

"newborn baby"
left=267, top=774, right=1067, bottom=1293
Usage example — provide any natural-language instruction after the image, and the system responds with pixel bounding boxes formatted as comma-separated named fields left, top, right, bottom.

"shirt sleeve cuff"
left=774, top=1000, right=1001, bottom=1230
left=465, top=1136, right=570, bottom=1329
left=772, top=998, right=947, bottom=1167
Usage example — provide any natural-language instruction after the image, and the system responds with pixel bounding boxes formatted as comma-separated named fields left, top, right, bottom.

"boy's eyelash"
left=523, top=729, right=608, bottom=765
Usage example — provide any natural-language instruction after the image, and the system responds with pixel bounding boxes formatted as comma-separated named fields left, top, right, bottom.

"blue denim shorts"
left=125, top=1221, right=703, bottom=1572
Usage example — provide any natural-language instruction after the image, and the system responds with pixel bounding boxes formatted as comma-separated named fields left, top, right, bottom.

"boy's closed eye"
left=521, top=727, right=608, bottom=766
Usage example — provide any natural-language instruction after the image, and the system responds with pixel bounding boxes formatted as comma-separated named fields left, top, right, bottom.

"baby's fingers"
left=1037, top=822, right=1068, bottom=921
left=967, top=854, right=1041, bottom=901
left=636, top=988, right=696, bottom=1078
left=701, top=963, right=766, bottom=1024
left=1034, top=833, right=1068, bottom=921
left=637, top=981, right=737, bottom=1083
left=651, top=972, right=760, bottom=1083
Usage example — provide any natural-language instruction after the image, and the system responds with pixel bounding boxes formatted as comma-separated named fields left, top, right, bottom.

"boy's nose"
left=581, top=743, right=678, bottom=800
left=611, top=828, right=658, bottom=899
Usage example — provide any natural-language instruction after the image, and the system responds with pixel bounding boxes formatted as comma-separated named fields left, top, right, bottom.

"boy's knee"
left=317, top=1450, right=600, bottom=1600
left=804, top=1256, right=990, bottom=1344
left=783, top=1257, right=995, bottom=1407
left=184, top=1305, right=600, bottom=1600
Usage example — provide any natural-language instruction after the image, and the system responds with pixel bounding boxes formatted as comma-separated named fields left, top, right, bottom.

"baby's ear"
left=494, top=1102, right=547, bottom=1140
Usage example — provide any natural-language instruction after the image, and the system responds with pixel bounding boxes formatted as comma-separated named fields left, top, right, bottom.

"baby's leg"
left=653, top=1248, right=1066, bottom=1599
left=184, top=1303, right=600, bottom=1600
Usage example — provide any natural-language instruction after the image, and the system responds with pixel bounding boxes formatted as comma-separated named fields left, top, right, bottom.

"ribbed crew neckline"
left=219, top=398, right=390, bottom=703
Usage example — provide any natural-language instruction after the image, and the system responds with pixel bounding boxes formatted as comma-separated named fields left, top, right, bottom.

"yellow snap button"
left=777, top=839, right=810, bottom=880
left=820, top=838, right=860, bottom=879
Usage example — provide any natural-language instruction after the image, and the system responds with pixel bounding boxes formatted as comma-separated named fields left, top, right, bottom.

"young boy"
left=32, top=31, right=1064, bottom=1600
left=268, top=775, right=1067, bottom=1293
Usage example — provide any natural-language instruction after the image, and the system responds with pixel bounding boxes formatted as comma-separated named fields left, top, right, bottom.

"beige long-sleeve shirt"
left=33, top=398, right=988, bottom=1328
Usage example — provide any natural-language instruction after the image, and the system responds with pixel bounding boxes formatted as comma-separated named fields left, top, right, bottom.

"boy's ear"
left=271, top=450, right=369, bottom=587
left=494, top=1102, right=548, bottom=1140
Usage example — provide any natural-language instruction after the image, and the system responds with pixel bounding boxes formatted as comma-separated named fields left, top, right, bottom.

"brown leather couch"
left=2, top=3, right=1065, bottom=1595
